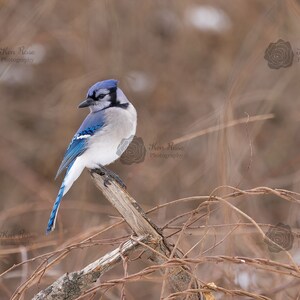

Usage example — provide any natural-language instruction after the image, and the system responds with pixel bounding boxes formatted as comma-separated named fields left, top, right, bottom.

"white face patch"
left=116, top=88, right=130, bottom=104
left=95, top=88, right=109, bottom=98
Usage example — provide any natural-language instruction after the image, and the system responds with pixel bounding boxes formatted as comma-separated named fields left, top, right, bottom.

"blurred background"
left=1, top=0, right=300, bottom=299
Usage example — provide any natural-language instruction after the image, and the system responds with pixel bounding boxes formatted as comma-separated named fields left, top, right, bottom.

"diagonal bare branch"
left=32, top=171, right=208, bottom=300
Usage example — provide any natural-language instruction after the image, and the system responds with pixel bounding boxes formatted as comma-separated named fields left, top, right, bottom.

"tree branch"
left=33, top=236, right=147, bottom=300
left=33, top=170, right=207, bottom=299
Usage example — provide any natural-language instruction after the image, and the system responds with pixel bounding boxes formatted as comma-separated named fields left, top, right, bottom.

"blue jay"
left=47, top=79, right=137, bottom=233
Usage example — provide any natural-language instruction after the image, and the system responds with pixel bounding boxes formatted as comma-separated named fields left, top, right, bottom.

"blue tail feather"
left=46, top=183, right=65, bottom=234
left=47, top=161, right=75, bottom=234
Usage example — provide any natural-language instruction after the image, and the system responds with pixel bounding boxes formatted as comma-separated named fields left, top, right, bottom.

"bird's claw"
left=111, top=174, right=127, bottom=189
left=103, top=176, right=112, bottom=187
left=93, top=168, right=105, bottom=176
left=94, top=166, right=126, bottom=189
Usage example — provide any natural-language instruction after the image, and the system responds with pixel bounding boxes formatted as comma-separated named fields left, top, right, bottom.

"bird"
left=46, top=79, right=137, bottom=234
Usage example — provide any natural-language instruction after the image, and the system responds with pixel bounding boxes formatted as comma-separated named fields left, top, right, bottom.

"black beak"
left=78, top=98, right=94, bottom=108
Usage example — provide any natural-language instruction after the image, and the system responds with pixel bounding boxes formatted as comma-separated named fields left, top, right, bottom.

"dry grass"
left=1, top=0, right=300, bottom=299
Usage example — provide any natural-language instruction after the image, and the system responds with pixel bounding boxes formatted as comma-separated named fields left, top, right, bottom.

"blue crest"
left=87, top=79, right=118, bottom=97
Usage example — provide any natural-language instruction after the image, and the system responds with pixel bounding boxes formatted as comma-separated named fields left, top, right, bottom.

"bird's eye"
left=98, top=94, right=106, bottom=100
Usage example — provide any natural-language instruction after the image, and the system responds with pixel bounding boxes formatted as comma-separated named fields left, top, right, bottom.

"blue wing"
left=55, top=111, right=106, bottom=178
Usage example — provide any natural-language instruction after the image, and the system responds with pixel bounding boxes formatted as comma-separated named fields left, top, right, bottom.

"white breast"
left=80, top=103, right=137, bottom=169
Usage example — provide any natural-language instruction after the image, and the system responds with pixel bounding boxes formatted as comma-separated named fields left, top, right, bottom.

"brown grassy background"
left=1, top=0, right=300, bottom=299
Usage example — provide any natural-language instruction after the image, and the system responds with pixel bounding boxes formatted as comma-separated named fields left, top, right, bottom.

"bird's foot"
left=94, top=166, right=126, bottom=189
left=108, top=171, right=127, bottom=189
left=103, top=175, right=112, bottom=187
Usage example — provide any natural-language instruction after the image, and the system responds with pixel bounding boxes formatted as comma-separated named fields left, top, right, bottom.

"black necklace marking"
left=107, top=89, right=129, bottom=109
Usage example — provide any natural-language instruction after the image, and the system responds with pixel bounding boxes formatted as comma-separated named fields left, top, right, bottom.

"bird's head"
left=79, top=79, right=129, bottom=112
